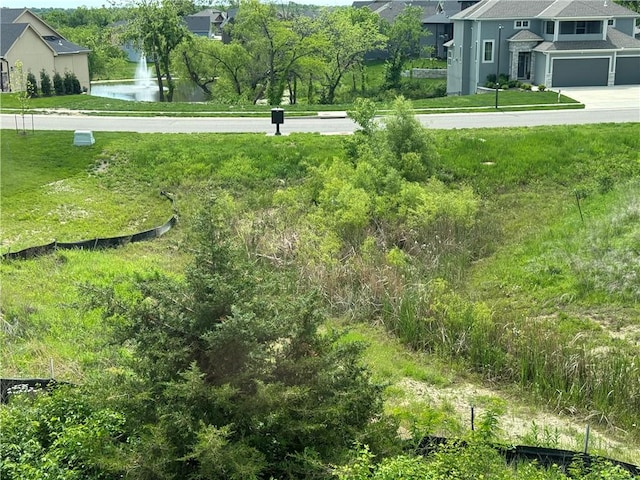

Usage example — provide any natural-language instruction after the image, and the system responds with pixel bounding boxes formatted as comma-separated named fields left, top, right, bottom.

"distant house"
left=192, top=8, right=227, bottom=37
left=353, top=1, right=480, bottom=59
left=446, top=0, right=640, bottom=95
left=184, top=15, right=212, bottom=38
left=0, top=8, right=90, bottom=93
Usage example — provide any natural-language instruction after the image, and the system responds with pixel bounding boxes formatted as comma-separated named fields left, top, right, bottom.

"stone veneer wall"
left=508, top=41, right=539, bottom=83
left=402, top=68, right=448, bottom=79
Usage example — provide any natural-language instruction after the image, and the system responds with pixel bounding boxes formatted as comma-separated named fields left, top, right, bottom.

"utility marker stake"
left=583, top=424, right=590, bottom=454
left=575, top=191, right=585, bottom=225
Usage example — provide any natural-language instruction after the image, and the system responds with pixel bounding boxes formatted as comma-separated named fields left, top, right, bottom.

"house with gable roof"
left=0, top=8, right=90, bottom=93
left=353, top=1, right=481, bottom=59
left=445, top=0, right=640, bottom=95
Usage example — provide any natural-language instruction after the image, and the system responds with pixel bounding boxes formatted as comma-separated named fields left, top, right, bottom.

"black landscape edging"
left=418, top=435, right=639, bottom=476
left=2, top=191, right=177, bottom=261
left=0, top=378, right=72, bottom=403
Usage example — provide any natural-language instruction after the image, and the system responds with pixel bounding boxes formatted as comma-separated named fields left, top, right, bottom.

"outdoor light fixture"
left=495, top=24, right=503, bottom=109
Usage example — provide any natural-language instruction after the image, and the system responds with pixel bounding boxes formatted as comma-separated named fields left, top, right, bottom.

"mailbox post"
left=271, top=108, right=284, bottom=135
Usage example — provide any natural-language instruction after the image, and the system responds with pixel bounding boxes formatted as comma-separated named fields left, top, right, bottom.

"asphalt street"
left=1, top=86, right=638, bottom=134
left=1, top=107, right=638, bottom=135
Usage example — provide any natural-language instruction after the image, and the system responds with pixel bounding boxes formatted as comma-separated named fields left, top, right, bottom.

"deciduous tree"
left=128, top=0, right=190, bottom=102
left=317, top=7, right=386, bottom=104
left=231, top=0, right=322, bottom=105
left=383, top=6, right=428, bottom=89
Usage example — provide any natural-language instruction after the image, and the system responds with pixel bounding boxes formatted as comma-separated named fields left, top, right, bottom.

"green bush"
left=538, top=84, right=546, bottom=92
left=52, top=71, right=64, bottom=95
left=63, top=71, right=74, bottom=94
left=39, top=69, right=52, bottom=96
left=26, top=71, right=38, bottom=98
left=0, top=385, right=128, bottom=479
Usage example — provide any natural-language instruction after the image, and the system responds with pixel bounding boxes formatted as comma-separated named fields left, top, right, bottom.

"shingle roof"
left=508, top=29, right=543, bottom=41
left=452, top=0, right=639, bottom=20
left=606, top=26, right=640, bottom=48
left=533, top=27, right=640, bottom=51
left=184, top=15, right=210, bottom=34
left=354, top=0, right=465, bottom=24
left=0, top=8, right=24, bottom=24
left=423, top=12, right=453, bottom=24
left=0, top=22, right=28, bottom=56
left=540, top=0, right=636, bottom=18
left=42, top=35, right=90, bottom=54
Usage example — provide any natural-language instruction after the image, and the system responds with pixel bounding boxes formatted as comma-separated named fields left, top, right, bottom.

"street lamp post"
left=495, top=24, right=503, bottom=109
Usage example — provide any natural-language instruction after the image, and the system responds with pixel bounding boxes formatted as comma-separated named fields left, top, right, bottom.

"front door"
left=517, top=52, right=531, bottom=80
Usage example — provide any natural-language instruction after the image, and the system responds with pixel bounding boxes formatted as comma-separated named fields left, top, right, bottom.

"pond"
left=90, top=80, right=206, bottom=102
left=90, top=55, right=206, bottom=103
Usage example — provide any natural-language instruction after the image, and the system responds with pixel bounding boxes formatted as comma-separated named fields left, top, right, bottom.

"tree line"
left=42, top=0, right=430, bottom=104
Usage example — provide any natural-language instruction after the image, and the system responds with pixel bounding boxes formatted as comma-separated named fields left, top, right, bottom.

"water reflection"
left=91, top=55, right=205, bottom=103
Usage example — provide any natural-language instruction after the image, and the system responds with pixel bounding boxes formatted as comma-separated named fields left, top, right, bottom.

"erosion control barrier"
left=418, top=436, right=639, bottom=476
left=1, top=191, right=177, bottom=261
left=0, top=378, right=61, bottom=403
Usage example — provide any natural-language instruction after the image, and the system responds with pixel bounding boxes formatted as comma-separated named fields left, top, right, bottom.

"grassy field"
left=2, top=122, right=639, bottom=466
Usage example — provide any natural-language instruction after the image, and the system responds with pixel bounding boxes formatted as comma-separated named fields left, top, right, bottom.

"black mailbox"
left=271, top=108, right=284, bottom=135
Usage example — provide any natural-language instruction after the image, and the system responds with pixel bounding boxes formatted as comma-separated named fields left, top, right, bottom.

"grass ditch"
left=1, top=123, right=639, bottom=462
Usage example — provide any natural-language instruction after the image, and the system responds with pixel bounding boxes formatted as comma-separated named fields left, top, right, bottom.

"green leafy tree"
left=174, top=35, right=219, bottom=99
left=59, top=24, right=127, bottom=80
left=231, top=0, right=322, bottom=105
left=614, top=0, right=640, bottom=14
left=176, top=33, right=268, bottom=103
left=89, top=195, right=391, bottom=479
left=383, top=7, right=427, bottom=89
left=317, top=7, right=386, bottom=104
left=40, top=69, right=52, bottom=96
left=128, top=0, right=190, bottom=102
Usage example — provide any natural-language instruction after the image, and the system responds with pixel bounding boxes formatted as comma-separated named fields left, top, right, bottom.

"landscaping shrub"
left=52, top=71, right=64, bottom=95
left=63, top=71, right=74, bottom=94
left=26, top=72, right=38, bottom=98
left=538, top=84, right=546, bottom=92
left=39, top=69, right=52, bottom=96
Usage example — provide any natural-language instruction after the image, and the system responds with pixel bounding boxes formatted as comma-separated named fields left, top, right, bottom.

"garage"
left=552, top=58, right=609, bottom=87
left=615, top=57, right=640, bottom=85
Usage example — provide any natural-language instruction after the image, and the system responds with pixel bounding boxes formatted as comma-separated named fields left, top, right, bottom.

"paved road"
left=2, top=85, right=638, bottom=134
left=2, top=106, right=638, bottom=135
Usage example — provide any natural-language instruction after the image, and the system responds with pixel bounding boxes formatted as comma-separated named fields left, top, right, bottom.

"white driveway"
left=556, top=85, right=640, bottom=110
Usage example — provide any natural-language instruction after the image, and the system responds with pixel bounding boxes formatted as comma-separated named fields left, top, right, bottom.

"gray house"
left=446, top=0, right=640, bottom=95
left=353, top=1, right=480, bottom=59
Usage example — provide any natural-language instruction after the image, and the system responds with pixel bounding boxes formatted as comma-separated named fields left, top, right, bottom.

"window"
left=546, top=21, right=555, bottom=34
left=483, top=40, right=494, bottom=63
left=447, top=48, right=453, bottom=66
left=559, top=20, right=603, bottom=35
left=608, top=19, right=615, bottom=27
left=588, top=21, right=602, bottom=33
left=514, top=20, right=530, bottom=29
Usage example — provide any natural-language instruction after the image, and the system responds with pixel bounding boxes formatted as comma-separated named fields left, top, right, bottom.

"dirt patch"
left=397, top=378, right=639, bottom=464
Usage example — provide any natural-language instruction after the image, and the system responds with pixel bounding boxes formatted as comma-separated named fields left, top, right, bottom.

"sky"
left=1, top=0, right=354, bottom=8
